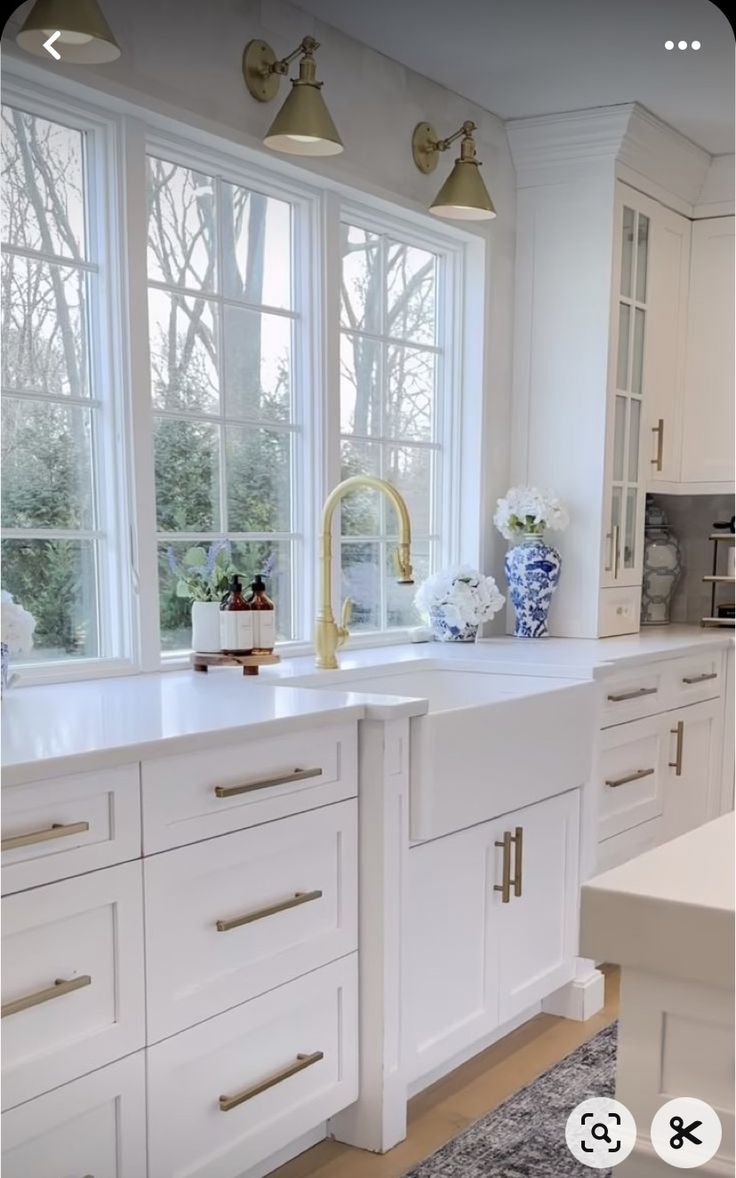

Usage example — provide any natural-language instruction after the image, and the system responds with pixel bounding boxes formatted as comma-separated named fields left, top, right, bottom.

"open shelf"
left=703, top=575, right=735, bottom=584
left=701, top=617, right=735, bottom=627
left=709, top=533, right=736, bottom=542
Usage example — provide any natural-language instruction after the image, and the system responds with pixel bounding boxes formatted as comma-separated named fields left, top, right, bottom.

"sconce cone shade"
left=430, top=159, right=496, bottom=221
left=264, top=81, right=343, bottom=157
left=16, top=0, right=120, bottom=62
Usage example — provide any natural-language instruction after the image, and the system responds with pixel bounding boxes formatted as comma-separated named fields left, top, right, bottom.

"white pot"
left=191, top=601, right=221, bottom=653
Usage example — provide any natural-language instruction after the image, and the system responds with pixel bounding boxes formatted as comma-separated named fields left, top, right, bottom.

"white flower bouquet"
left=1, top=590, right=36, bottom=655
left=415, top=565, right=505, bottom=641
left=494, top=486, right=569, bottom=541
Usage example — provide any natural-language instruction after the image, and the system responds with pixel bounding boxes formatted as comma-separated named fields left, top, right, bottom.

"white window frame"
left=2, top=62, right=485, bottom=682
left=1, top=76, right=136, bottom=684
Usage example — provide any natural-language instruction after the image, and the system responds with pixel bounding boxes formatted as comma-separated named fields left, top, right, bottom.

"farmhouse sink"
left=276, top=663, right=596, bottom=841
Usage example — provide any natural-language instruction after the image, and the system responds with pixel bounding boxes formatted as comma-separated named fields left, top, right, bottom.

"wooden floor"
left=272, top=967, right=620, bottom=1178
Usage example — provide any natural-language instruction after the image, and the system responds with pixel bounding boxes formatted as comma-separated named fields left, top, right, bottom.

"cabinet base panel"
left=542, top=961, right=605, bottom=1021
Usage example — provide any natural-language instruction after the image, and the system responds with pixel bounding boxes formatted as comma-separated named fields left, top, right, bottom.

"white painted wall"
left=695, top=154, right=735, bottom=217
left=5, top=0, right=517, bottom=614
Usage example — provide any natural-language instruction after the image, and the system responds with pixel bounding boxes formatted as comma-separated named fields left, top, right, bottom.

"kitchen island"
left=581, top=813, right=735, bottom=1177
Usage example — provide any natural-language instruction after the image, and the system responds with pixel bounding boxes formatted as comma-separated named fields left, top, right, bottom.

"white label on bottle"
left=254, top=610, right=276, bottom=651
left=219, top=610, right=254, bottom=652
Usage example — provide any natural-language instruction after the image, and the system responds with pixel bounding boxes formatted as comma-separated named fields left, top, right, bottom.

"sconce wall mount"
left=243, top=35, right=343, bottom=157
left=412, top=119, right=496, bottom=221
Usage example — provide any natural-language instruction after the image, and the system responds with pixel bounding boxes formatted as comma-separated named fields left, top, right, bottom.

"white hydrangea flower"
left=1, top=590, right=37, bottom=655
left=494, top=486, right=569, bottom=541
left=414, top=565, right=505, bottom=626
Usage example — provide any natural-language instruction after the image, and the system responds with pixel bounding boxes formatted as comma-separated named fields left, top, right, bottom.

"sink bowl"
left=275, top=662, right=597, bottom=841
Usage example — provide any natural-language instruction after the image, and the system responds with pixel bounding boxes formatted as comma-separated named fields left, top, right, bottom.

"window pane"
left=620, top=207, right=634, bottom=299
left=147, top=157, right=216, bottom=291
left=1, top=106, right=86, bottom=259
left=612, top=395, right=626, bottom=482
left=341, top=541, right=381, bottom=631
left=1, top=538, right=99, bottom=660
left=386, top=344, right=435, bottom=441
left=157, top=541, right=197, bottom=652
left=148, top=289, right=219, bottom=413
left=221, top=184, right=292, bottom=310
left=340, top=334, right=380, bottom=436
left=223, top=307, right=291, bottom=422
left=632, top=307, right=645, bottom=396
left=616, top=302, right=630, bottom=391
left=386, top=241, right=437, bottom=345
left=340, top=439, right=381, bottom=535
left=628, top=399, right=641, bottom=483
left=1, top=255, right=89, bottom=396
left=386, top=541, right=429, bottom=628
left=636, top=214, right=649, bottom=303
left=340, top=224, right=380, bottom=334
left=624, top=487, right=637, bottom=568
left=154, top=416, right=220, bottom=531
left=2, top=398, right=93, bottom=529
left=225, top=425, right=291, bottom=533
left=384, top=445, right=433, bottom=536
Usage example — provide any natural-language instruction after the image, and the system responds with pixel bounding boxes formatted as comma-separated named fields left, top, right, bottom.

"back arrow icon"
left=43, top=31, right=62, bottom=59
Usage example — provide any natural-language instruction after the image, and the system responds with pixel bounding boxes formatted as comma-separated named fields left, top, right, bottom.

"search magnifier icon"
left=591, top=1122, right=613, bottom=1144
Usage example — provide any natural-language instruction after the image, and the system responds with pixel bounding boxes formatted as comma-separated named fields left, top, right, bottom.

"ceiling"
left=300, top=0, right=734, bottom=155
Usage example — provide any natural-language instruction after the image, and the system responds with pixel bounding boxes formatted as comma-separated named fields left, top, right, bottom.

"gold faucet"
left=315, top=476, right=414, bottom=669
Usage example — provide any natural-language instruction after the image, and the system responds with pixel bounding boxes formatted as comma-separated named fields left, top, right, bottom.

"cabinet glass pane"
left=616, top=303, right=630, bottom=390
left=609, top=485, right=622, bottom=574
left=632, top=307, right=645, bottom=396
left=624, top=487, right=637, bottom=568
left=636, top=214, right=649, bottom=302
left=628, top=399, right=641, bottom=482
left=613, top=395, right=626, bottom=481
left=620, top=207, right=635, bottom=298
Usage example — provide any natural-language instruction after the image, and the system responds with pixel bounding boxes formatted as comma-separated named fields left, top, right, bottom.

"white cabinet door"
left=495, top=790, right=580, bottom=1023
left=663, top=698, right=723, bottom=842
left=645, top=203, right=691, bottom=486
left=681, top=216, right=735, bottom=486
left=405, top=822, right=499, bottom=1081
left=1, top=1052, right=147, bottom=1178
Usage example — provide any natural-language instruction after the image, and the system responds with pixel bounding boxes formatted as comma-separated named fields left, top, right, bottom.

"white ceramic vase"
left=191, top=601, right=221, bottom=652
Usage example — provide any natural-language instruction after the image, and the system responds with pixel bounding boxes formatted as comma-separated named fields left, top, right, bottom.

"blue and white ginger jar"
left=504, top=533, right=561, bottom=638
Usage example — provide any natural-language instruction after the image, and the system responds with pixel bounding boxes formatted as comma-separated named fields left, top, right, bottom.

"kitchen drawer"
left=147, top=954, right=358, bottom=1178
left=1, top=764, right=141, bottom=895
left=664, top=652, right=724, bottom=707
left=1, top=1051, right=146, bottom=1178
left=145, top=800, right=358, bottom=1041
left=1, top=862, right=145, bottom=1110
left=142, top=722, right=357, bottom=853
left=597, top=715, right=666, bottom=841
left=599, top=664, right=667, bottom=727
left=596, top=816, right=663, bottom=872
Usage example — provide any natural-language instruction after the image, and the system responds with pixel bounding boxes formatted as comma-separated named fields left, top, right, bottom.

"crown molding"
left=507, top=102, right=711, bottom=211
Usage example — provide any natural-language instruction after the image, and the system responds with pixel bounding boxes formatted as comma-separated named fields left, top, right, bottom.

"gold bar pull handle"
left=494, top=831, right=512, bottom=903
left=216, top=890, right=323, bottom=932
left=1, top=974, right=92, bottom=1019
left=607, top=686, right=658, bottom=703
left=1, top=821, right=90, bottom=853
left=604, top=525, right=620, bottom=574
left=669, top=720, right=685, bottom=776
left=511, top=826, right=523, bottom=898
left=651, top=418, right=664, bottom=471
left=214, top=767, right=322, bottom=798
left=605, top=767, right=655, bottom=789
left=682, top=672, right=718, bottom=685
left=219, top=1050, right=324, bottom=1112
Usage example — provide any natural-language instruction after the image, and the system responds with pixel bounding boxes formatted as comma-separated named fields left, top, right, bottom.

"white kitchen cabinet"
left=1, top=1052, right=147, bottom=1178
left=663, top=697, right=723, bottom=841
left=681, top=217, right=735, bottom=487
left=597, top=715, right=666, bottom=842
left=406, top=789, right=580, bottom=1081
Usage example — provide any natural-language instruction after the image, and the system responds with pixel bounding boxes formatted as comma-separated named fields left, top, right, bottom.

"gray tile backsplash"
left=651, top=494, right=735, bottom=625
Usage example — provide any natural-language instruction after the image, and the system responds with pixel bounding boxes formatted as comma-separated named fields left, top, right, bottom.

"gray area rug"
left=405, top=1022, right=617, bottom=1178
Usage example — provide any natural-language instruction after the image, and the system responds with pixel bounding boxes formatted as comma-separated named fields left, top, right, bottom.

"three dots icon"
left=665, top=40, right=701, bottom=49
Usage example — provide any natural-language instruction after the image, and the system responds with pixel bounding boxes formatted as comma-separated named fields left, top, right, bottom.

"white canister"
left=191, top=601, right=222, bottom=653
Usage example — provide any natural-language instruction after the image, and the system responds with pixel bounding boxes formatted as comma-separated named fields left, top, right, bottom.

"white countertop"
left=2, top=625, right=730, bottom=786
left=580, top=813, right=735, bottom=988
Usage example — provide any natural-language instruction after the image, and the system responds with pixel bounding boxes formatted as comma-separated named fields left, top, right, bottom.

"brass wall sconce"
left=412, top=120, right=496, bottom=221
left=243, top=35, right=343, bottom=157
left=16, top=0, right=120, bottom=63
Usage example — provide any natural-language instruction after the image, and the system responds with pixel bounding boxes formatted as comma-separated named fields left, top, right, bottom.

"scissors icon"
left=670, top=1116, right=703, bottom=1149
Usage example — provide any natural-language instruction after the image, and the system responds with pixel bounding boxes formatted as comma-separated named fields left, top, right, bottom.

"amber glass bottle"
left=249, top=574, right=275, bottom=653
left=219, top=575, right=254, bottom=654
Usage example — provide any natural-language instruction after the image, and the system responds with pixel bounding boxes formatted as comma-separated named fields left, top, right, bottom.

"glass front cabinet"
left=602, top=185, right=651, bottom=593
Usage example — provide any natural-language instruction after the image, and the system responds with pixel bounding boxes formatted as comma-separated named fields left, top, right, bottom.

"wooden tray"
left=191, top=652, right=281, bottom=676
